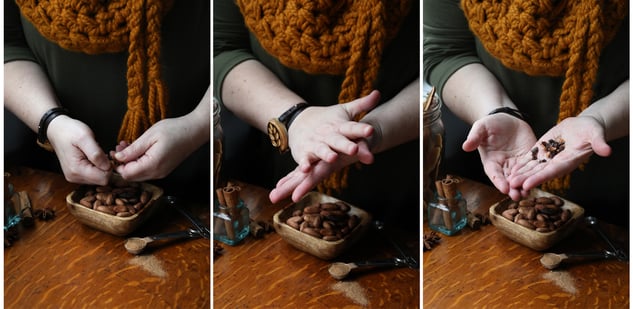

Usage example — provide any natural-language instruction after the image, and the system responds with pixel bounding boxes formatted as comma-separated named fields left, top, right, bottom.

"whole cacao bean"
left=516, top=219, right=535, bottom=229
left=302, top=227, right=322, bottom=238
left=304, top=205, right=321, bottom=214
left=286, top=216, right=303, bottom=230
left=502, top=208, right=518, bottom=221
left=95, top=205, right=116, bottom=215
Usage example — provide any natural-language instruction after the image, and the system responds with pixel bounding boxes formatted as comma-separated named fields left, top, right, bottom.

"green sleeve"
left=4, top=1, right=37, bottom=63
left=212, top=0, right=256, bottom=103
left=422, top=0, right=480, bottom=96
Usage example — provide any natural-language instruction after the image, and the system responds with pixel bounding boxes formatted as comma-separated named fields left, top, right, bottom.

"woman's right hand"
left=46, top=115, right=112, bottom=185
left=462, top=113, right=537, bottom=200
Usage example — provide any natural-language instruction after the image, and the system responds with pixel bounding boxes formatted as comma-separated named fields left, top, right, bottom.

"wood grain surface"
left=423, top=178, right=629, bottom=308
left=213, top=181, right=421, bottom=308
left=4, top=167, right=211, bottom=308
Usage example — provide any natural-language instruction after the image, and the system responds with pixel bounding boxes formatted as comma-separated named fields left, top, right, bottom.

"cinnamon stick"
left=15, top=191, right=34, bottom=228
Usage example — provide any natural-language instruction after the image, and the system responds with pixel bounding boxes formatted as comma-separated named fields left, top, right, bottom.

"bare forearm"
left=183, top=86, right=211, bottom=146
left=442, top=63, right=517, bottom=124
left=579, top=79, right=629, bottom=141
left=361, top=78, right=420, bottom=153
left=220, top=59, right=305, bottom=132
left=4, top=60, right=61, bottom=132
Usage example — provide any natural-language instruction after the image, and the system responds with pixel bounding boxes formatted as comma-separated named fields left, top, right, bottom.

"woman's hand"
left=507, top=116, right=612, bottom=194
left=462, top=113, right=537, bottom=200
left=269, top=138, right=372, bottom=203
left=288, top=90, right=379, bottom=173
left=113, top=88, right=210, bottom=182
left=112, top=117, right=207, bottom=182
left=46, top=115, right=112, bottom=185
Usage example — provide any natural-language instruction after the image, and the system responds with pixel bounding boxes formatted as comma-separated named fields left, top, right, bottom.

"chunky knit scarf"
left=235, top=0, right=411, bottom=194
left=462, top=0, right=627, bottom=192
left=16, top=0, right=174, bottom=143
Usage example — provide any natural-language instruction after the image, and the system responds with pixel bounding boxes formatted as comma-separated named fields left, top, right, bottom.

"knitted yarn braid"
left=16, top=0, right=174, bottom=143
left=235, top=0, right=411, bottom=194
left=462, top=0, right=627, bottom=193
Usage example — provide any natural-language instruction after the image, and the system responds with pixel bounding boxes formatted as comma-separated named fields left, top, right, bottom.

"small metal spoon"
left=328, top=257, right=408, bottom=280
left=586, top=216, right=628, bottom=261
left=162, top=195, right=211, bottom=239
left=540, top=250, right=616, bottom=270
left=124, top=228, right=201, bottom=255
left=374, top=220, right=419, bottom=268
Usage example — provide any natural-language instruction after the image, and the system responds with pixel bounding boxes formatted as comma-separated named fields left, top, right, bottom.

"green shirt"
left=213, top=0, right=421, bottom=223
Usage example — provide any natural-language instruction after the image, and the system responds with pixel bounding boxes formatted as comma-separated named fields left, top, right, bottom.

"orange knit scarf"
left=16, top=0, right=174, bottom=143
left=235, top=0, right=411, bottom=194
left=462, top=0, right=627, bottom=192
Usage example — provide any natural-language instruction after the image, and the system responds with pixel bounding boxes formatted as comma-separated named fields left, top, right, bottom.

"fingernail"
left=114, top=152, right=124, bottom=161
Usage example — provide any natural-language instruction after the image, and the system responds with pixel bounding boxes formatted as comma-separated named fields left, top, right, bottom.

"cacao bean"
left=286, top=216, right=303, bottom=230
left=516, top=219, right=535, bottom=229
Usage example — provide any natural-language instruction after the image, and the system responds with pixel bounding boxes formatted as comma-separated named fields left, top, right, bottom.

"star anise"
left=423, top=231, right=441, bottom=251
left=213, top=241, right=224, bottom=258
left=33, top=207, right=56, bottom=221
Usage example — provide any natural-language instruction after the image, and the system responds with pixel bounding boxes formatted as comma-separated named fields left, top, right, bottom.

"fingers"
left=269, top=171, right=302, bottom=203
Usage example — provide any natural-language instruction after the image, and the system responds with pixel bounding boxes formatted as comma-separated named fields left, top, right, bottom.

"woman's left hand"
left=269, top=139, right=372, bottom=203
left=113, top=117, right=207, bottom=181
left=113, top=88, right=210, bottom=181
left=507, top=116, right=612, bottom=194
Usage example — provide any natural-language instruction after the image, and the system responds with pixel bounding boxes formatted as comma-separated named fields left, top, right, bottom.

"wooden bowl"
left=489, top=189, right=584, bottom=251
left=273, top=192, right=372, bottom=260
left=66, top=177, right=163, bottom=236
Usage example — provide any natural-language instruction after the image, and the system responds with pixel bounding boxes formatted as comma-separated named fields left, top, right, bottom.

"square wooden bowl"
left=273, top=192, right=372, bottom=260
left=489, top=188, right=584, bottom=251
left=66, top=177, right=164, bottom=236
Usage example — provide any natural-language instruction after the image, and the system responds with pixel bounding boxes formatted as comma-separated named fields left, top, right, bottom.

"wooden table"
left=213, top=182, right=421, bottom=308
left=424, top=178, right=629, bottom=308
left=4, top=167, right=211, bottom=308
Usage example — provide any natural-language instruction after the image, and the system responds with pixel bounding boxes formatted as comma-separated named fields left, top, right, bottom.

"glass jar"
left=423, top=85, right=445, bottom=213
left=213, top=199, right=250, bottom=246
left=213, top=97, right=223, bottom=189
left=427, top=191, right=467, bottom=236
left=4, top=173, right=20, bottom=231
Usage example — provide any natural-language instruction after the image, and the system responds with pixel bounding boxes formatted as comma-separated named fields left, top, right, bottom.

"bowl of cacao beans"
left=489, top=189, right=584, bottom=251
left=66, top=174, right=164, bottom=236
left=272, top=192, right=372, bottom=260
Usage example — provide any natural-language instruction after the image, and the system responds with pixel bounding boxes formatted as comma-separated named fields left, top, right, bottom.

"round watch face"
left=267, top=118, right=289, bottom=153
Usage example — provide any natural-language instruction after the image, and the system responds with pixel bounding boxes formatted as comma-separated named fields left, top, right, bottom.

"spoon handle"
left=563, top=251, right=613, bottom=262
left=353, top=257, right=407, bottom=269
left=148, top=229, right=200, bottom=242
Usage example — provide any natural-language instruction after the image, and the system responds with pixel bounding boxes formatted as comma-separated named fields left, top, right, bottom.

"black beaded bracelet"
left=487, top=107, right=528, bottom=122
left=37, top=107, right=69, bottom=151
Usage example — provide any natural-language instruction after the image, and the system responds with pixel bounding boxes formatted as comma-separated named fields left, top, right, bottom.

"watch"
left=267, top=102, right=309, bottom=153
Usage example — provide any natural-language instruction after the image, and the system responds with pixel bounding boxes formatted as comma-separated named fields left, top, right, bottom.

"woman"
left=214, top=0, right=420, bottom=226
left=5, top=0, right=210, bottom=201
left=423, top=0, right=629, bottom=226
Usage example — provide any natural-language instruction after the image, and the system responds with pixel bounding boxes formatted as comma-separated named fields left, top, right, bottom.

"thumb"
left=114, top=138, right=149, bottom=163
left=345, top=90, right=381, bottom=119
left=591, top=135, right=612, bottom=157
left=462, top=125, right=484, bottom=152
